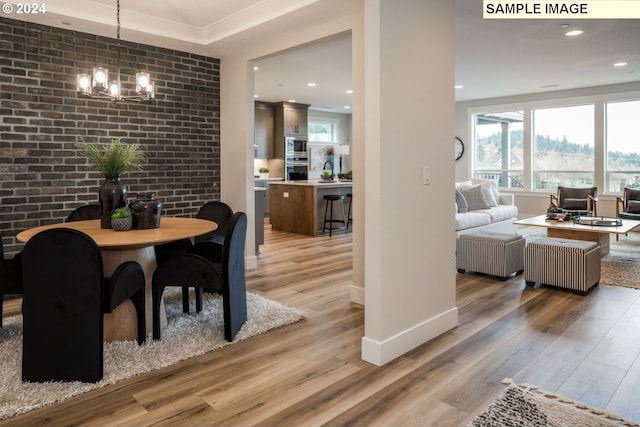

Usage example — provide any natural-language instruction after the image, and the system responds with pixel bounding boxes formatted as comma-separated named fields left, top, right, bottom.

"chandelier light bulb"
left=92, top=67, right=108, bottom=91
left=109, top=82, right=120, bottom=96
left=76, top=74, right=91, bottom=94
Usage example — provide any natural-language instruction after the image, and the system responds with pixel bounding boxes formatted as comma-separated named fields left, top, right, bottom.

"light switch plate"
left=423, top=166, right=431, bottom=185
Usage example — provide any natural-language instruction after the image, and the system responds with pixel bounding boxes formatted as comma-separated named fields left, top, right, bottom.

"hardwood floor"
left=2, top=223, right=640, bottom=426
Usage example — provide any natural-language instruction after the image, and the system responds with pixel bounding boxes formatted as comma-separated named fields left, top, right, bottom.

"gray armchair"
left=550, top=186, right=598, bottom=217
left=616, top=187, right=640, bottom=220
left=615, top=187, right=640, bottom=240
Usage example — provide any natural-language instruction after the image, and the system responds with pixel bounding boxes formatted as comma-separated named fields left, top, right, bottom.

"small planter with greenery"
left=110, top=207, right=133, bottom=231
left=320, top=170, right=334, bottom=181
left=258, top=167, right=270, bottom=179
left=338, top=169, right=352, bottom=181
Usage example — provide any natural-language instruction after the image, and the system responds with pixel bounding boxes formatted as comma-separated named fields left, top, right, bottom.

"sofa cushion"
left=455, top=211, right=491, bottom=231
left=455, top=189, right=469, bottom=213
left=461, top=185, right=491, bottom=210
left=471, top=178, right=500, bottom=206
left=474, top=205, right=518, bottom=223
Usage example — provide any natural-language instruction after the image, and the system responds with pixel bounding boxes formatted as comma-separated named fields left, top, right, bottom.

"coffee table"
left=514, top=215, right=640, bottom=256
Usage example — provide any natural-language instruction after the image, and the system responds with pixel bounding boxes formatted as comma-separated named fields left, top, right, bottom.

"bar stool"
left=323, top=194, right=346, bottom=236
left=346, top=193, right=353, bottom=231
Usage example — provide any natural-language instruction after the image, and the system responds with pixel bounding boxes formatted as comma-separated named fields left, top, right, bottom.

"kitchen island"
left=269, top=180, right=353, bottom=236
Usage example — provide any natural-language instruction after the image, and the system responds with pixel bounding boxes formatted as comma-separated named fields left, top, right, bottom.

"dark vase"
left=99, top=174, right=128, bottom=229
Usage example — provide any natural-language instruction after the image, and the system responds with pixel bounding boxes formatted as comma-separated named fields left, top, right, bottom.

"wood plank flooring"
left=2, top=223, right=640, bottom=426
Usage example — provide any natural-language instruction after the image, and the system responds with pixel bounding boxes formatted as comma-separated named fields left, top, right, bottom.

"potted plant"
left=78, top=139, right=148, bottom=229
left=110, top=207, right=133, bottom=231
left=321, top=170, right=334, bottom=182
left=338, top=169, right=352, bottom=181
left=258, top=167, right=270, bottom=179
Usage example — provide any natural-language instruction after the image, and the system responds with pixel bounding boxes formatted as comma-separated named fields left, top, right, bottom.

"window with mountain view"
left=606, top=100, right=640, bottom=192
left=473, top=111, right=524, bottom=189
left=533, top=104, right=594, bottom=190
left=472, top=97, right=640, bottom=194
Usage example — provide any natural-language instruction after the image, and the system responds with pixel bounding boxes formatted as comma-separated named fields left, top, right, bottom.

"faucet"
left=323, top=160, right=334, bottom=174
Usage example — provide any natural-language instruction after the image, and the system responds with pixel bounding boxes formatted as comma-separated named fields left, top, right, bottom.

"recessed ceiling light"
left=253, top=94, right=259, bottom=98
left=344, top=106, right=351, bottom=109
left=287, top=99, right=296, bottom=103
left=455, top=85, right=464, bottom=89
left=253, top=66, right=259, bottom=71
left=307, top=82, right=316, bottom=87
left=345, top=89, right=353, bottom=94
left=565, top=30, right=584, bottom=36
left=614, top=62, right=628, bottom=67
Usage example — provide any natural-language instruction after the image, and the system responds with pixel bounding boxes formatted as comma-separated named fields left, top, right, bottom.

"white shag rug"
left=468, top=379, right=640, bottom=427
left=0, top=290, right=305, bottom=420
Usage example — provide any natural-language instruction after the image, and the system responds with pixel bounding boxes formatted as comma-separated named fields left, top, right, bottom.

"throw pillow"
left=455, top=189, right=468, bottom=213
left=471, top=178, right=499, bottom=206
left=461, top=185, right=491, bottom=210
left=627, top=200, right=640, bottom=213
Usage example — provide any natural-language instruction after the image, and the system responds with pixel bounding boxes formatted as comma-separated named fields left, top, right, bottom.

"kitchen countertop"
left=270, top=180, right=352, bottom=187
left=254, top=177, right=284, bottom=181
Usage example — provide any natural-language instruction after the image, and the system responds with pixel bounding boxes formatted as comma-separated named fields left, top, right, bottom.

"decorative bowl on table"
left=111, top=216, right=132, bottom=231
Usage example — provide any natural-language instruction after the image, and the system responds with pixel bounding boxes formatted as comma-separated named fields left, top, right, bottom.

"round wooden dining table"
left=16, top=217, right=218, bottom=342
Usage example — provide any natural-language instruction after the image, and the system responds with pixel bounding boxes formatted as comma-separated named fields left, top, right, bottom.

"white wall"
left=221, top=0, right=458, bottom=366
left=361, top=0, right=457, bottom=366
left=455, top=82, right=640, bottom=217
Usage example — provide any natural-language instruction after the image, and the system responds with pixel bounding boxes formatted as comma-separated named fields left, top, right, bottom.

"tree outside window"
left=533, top=105, right=594, bottom=190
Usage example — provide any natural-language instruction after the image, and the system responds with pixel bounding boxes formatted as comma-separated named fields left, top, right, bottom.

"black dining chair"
left=21, top=228, right=146, bottom=383
left=152, top=212, right=248, bottom=342
left=0, top=240, right=23, bottom=328
left=66, top=204, right=101, bottom=222
left=194, top=201, right=234, bottom=245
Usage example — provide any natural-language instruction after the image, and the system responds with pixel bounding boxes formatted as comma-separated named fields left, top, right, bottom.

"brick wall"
left=0, top=17, right=220, bottom=256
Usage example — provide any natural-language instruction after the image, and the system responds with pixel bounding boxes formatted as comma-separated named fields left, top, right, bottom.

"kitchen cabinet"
left=254, top=101, right=274, bottom=159
left=274, top=101, right=310, bottom=158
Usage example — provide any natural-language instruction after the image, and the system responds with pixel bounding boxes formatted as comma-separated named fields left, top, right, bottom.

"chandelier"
left=76, top=0, right=154, bottom=102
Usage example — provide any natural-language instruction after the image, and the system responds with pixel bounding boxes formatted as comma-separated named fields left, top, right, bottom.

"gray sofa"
left=455, top=179, right=518, bottom=236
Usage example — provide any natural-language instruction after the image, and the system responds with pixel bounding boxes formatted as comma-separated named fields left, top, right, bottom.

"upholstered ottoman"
left=524, top=237, right=600, bottom=294
left=456, top=232, right=525, bottom=280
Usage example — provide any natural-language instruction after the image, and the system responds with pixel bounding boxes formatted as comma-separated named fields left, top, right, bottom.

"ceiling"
left=3, top=0, right=639, bottom=111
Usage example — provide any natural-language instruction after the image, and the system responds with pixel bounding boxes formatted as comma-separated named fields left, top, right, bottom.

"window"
left=606, top=100, right=640, bottom=192
left=308, top=119, right=338, bottom=143
left=471, top=95, right=640, bottom=195
left=474, top=111, right=524, bottom=189
left=533, top=104, right=594, bottom=190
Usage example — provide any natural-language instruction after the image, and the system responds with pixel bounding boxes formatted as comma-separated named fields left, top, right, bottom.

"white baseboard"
left=361, top=306, right=458, bottom=366
left=350, top=285, right=364, bottom=305
left=246, top=255, right=258, bottom=270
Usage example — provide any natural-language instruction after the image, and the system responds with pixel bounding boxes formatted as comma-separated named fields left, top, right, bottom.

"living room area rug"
left=468, top=380, right=640, bottom=426
left=519, top=228, right=640, bottom=290
left=0, top=290, right=305, bottom=420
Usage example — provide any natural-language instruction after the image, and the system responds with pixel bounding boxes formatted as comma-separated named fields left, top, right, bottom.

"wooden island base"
left=269, top=180, right=353, bottom=236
